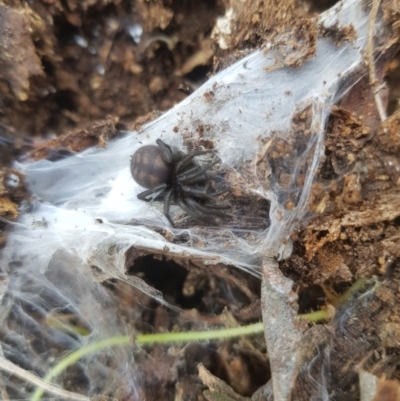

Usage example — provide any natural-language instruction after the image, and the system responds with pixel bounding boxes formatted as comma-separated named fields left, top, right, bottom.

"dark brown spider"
left=130, top=139, right=230, bottom=226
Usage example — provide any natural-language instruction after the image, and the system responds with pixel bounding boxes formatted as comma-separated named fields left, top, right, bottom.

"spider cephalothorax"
left=130, top=139, right=230, bottom=226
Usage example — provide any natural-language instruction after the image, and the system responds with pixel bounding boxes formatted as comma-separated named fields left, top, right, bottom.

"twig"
left=367, top=0, right=387, bottom=122
left=0, top=356, right=90, bottom=401
left=260, top=258, right=307, bottom=401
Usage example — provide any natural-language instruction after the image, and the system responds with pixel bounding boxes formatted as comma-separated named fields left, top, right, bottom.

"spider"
left=130, top=139, right=230, bottom=226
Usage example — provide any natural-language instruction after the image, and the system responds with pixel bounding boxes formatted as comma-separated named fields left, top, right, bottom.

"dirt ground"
left=1, top=0, right=400, bottom=400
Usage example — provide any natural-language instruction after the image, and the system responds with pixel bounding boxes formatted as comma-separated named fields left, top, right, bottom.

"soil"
left=1, top=0, right=400, bottom=400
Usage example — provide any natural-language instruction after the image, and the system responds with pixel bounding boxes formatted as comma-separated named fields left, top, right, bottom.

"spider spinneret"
left=130, top=139, right=230, bottom=226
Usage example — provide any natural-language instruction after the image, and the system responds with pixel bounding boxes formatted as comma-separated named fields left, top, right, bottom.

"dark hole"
left=308, top=0, right=341, bottom=12
left=243, top=352, right=271, bottom=396
left=332, top=281, right=353, bottom=295
left=185, top=65, right=212, bottom=85
left=127, top=255, right=204, bottom=309
left=55, top=90, right=77, bottom=112
left=316, top=229, right=329, bottom=241
left=53, top=17, right=80, bottom=47
left=86, top=1, right=122, bottom=24
left=41, top=57, right=56, bottom=77
left=381, top=48, right=400, bottom=116
left=319, top=154, right=339, bottom=180
left=298, top=284, right=326, bottom=314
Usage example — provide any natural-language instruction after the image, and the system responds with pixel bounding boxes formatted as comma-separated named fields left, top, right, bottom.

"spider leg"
left=156, top=139, right=174, bottom=163
left=163, top=189, right=175, bottom=226
left=210, top=187, right=230, bottom=197
left=181, top=185, right=214, bottom=201
left=181, top=186, right=231, bottom=207
left=177, top=156, right=221, bottom=183
left=182, top=180, right=229, bottom=198
left=175, top=150, right=213, bottom=173
left=177, top=165, right=200, bottom=177
left=179, top=174, right=208, bottom=186
left=176, top=164, right=212, bottom=182
left=137, top=183, right=167, bottom=201
left=177, top=199, right=215, bottom=224
left=200, top=203, right=231, bottom=210
left=185, top=198, right=231, bottom=218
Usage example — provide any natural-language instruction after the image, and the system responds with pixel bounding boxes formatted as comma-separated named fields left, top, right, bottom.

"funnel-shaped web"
left=15, top=0, right=371, bottom=270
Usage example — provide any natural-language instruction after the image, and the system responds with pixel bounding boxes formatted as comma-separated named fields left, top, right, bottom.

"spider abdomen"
left=130, top=145, right=171, bottom=189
